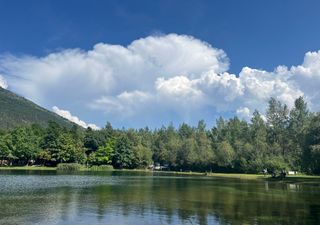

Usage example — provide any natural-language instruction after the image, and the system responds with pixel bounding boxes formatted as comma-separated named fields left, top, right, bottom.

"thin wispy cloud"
left=52, top=106, right=99, bottom=130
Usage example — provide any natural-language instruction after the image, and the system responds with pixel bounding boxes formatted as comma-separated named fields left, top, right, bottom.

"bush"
left=57, top=163, right=82, bottom=171
left=89, top=165, right=114, bottom=171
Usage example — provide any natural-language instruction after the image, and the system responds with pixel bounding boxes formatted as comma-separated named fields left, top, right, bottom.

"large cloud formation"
left=0, top=34, right=319, bottom=127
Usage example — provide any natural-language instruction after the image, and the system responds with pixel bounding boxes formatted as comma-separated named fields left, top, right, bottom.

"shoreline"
left=1, top=166, right=320, bottom=181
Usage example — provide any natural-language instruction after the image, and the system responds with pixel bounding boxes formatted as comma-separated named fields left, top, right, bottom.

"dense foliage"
left=1, top=97, right=320, bottom=174
left=0, top=87, right=74, bottom=129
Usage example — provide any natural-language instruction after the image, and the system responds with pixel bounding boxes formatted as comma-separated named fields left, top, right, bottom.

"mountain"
left=0, top=87, right=75, bottom=129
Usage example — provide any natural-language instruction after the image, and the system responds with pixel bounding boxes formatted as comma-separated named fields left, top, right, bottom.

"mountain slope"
left=0, top=87, right=75, bottom=129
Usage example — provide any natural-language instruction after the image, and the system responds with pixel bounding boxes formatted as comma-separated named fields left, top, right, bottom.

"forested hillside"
left=0, top=87, right=74, bottom=129
left=1, top=96, right=320, bottom=174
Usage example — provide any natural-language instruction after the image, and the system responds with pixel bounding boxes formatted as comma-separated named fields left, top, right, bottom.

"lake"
left=0, top=170, right=319, bottom=225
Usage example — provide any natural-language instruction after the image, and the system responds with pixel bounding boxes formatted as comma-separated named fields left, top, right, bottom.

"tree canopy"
left=1, top=97, right=320, bottom=174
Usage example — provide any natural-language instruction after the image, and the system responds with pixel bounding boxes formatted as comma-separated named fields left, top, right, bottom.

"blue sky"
left=1, top=0, right=320, bottom=128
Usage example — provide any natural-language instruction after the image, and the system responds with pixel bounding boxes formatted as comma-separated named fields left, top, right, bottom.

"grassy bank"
left=1, top=166, right=320, bottom=181
left=206, top=172, right=266, bottom=179
left=0, top=165, right=113, bottom=172
left=0, top=166, right=56, bottom=171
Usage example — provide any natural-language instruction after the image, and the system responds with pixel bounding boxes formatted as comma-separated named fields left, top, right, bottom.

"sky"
left=0, top=0, right=320, bottom=129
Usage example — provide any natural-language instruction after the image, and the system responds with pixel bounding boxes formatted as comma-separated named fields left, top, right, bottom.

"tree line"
left=0, top=97, right=320, bottom=174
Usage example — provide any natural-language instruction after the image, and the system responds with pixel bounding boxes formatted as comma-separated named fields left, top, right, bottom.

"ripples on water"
left=0, top=170, right=320, bottom=225
left=0, top=175, right=121, bottom=193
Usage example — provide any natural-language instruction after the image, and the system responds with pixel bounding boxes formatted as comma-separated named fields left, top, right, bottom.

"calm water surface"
left=0, top=170, right=319, bottom=225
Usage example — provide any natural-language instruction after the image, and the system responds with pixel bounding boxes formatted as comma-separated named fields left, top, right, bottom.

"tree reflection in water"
left=0, top=171, right=319, bottom=225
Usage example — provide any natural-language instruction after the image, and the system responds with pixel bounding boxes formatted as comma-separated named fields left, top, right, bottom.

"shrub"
left=57, top=163, right=82, bottom=171
left=89, top=165, right=114, bottom=171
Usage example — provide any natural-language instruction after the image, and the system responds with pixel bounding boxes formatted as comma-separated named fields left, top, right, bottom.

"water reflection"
left=0, top=171, right=319, bottom=225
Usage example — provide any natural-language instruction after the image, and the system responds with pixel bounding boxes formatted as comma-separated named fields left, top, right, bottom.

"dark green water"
left=0, top=170, right=319, bottom=225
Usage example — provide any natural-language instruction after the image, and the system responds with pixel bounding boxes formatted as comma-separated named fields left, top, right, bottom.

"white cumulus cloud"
left=236, top=107, right=251, bottom=121
left=0, top=75, right=8, bottom=89
left=52, top=106, right=99, bottom=130
left=91, top=90, right=152, bottom=117
left=0, top=34, right=320, bottom=127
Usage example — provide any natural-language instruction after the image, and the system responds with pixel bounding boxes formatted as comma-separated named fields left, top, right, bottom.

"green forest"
left=1, top=97, right=320, bottom=174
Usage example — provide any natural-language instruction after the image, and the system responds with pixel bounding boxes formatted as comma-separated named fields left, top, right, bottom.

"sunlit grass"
left=0, top=166, right=56, bottom=170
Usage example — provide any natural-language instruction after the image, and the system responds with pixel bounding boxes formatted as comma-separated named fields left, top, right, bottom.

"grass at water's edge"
left=1, top=166, right=320, bottom=181
left=0, top=166, right=56, bottom=171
